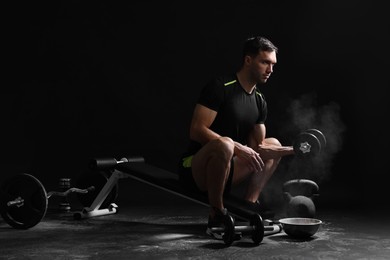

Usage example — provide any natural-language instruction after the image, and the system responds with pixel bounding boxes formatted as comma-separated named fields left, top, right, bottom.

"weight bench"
left=74, top=156, right=269, bottom=220
left=73, top=157, right=281, bottom=242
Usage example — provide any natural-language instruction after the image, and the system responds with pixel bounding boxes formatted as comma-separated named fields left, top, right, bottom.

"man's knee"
left=193, top=136, right=234, bottom=169
left=210, top=137, right=235, bottom=160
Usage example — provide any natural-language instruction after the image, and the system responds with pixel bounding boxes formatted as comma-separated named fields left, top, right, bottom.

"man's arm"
left=249, top=124, right=295, bottom=161
left=189, top=104, right=220, bottom=145
left=190, top=104, right=264, bottom=171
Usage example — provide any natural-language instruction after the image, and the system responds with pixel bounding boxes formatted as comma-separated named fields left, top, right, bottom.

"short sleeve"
left=197, top=78, right=224, bottom=112
left=256, top=91, right=268, bottom=124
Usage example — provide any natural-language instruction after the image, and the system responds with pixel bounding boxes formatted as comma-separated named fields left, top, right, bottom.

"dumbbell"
left=209, top=213, right=266, bottom=246
left=0, top=173, right=94, bottom=229
left=293, top=128, right=326, bottom=158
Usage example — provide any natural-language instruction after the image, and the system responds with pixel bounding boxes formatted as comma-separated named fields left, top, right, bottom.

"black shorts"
left=178, top=155, right=234, bottom=196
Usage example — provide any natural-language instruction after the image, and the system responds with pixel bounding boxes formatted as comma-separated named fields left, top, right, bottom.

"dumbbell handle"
left=7, top=186, right=95, bottom=207
left=211, top=225, right=252, bottom=233
left=211, top=224, right=277, bottom=233
left=47, top=186, right=95, bottom=199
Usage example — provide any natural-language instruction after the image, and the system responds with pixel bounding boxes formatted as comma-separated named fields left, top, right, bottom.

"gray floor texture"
left=1, top=178, right=390, bottom=260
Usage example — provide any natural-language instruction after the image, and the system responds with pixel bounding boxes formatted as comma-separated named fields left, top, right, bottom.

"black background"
left=3, top=1, right=389, bottom=211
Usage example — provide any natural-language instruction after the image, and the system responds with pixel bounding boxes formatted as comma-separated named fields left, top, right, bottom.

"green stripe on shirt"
left=224, top=80, right=237, bottom=86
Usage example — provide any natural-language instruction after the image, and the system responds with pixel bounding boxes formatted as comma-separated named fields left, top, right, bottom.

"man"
left=179, top=36, right=295, bottom=236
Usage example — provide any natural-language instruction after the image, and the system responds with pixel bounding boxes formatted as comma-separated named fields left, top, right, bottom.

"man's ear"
left=244, top=55, right=252, bottom=65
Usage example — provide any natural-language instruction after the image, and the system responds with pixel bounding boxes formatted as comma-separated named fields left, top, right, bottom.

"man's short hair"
left=243, top=36, right=278, bottom=58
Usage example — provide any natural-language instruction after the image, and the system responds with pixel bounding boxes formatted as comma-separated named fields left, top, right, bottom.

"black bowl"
left=279, top=217, right=322, bottom=238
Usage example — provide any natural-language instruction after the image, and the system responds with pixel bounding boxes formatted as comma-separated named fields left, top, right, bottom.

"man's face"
left=248, top=50, right=277, bottom=84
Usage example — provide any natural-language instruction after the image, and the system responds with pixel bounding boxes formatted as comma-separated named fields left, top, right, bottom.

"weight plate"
left=250, top=213, right=264, bottom=245
left=293, top=132, right=321, bottom=157
left=222, top=214, right=235, bottom=246
left=76, top=170, right=118, bottom=209
left=305, top=129, right=326, bottom=149
left=0, top=173, right=47, bottom=229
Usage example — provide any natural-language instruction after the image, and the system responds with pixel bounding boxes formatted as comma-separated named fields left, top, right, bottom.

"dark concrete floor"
left=1, top=179, right=390, bottom=260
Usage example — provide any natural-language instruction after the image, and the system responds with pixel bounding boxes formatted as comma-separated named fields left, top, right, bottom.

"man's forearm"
left=256, top=144, right=295, bottom=160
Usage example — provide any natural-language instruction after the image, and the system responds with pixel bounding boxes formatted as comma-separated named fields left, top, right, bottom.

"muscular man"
left=179, top=36, right=295, bottom=236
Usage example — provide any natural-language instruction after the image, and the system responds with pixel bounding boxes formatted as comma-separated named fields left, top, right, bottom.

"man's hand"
left=234, top=142, right=265, bottom=172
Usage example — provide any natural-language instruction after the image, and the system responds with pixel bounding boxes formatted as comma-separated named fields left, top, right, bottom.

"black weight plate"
left=76, top=170, right=118, bottom=209
left=305, top=129, right=326, bottom=149
left=293, top=132, right=321, bottom=157
left=250, top=213, right=264, bottom=245
left=0, top=173, right=47, bottom=229
left=222, top=214, right=235, bottom=246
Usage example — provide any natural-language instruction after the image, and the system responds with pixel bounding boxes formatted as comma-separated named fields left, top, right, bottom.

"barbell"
left=0, top=156, right=144, bottom=229
left=0, top=173, right=94, bottom=229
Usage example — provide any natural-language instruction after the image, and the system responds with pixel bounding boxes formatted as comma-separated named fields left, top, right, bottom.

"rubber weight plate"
left=250, top=213, right=264, bottom=245
left=293, top=132, right=321, bottom=157
left=222, top=214, right=235, bottom=246
left=76, top=170, right=119, bottom=209
left=305, top=129, right=326, bottom=149
left=0, top=173, right=47, bottom=229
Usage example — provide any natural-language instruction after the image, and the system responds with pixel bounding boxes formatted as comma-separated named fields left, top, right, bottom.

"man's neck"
left=236, top=70, right=256, bottom=94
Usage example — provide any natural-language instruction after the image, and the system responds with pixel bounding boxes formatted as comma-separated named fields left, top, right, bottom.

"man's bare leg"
left=244, top=157, right=281, bottom=202
left=191, top=137, right=234, bottom=217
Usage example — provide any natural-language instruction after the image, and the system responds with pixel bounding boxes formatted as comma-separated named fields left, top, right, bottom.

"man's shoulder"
left=209, top=74, right=237, bottom=87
